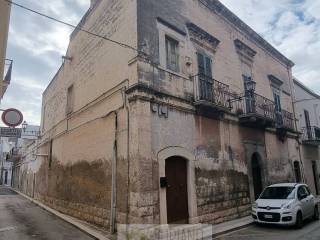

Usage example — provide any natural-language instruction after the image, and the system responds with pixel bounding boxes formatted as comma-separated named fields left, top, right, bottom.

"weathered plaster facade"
left=13, top=0, right=302, bottom=232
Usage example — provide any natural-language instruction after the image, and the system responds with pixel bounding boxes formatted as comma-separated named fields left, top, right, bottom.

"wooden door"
left=312, top=161, right=319, bottom=195
left=166, top=157, right=189, bottom=224
left=4, top=171, right=8, bottom=185
left=252, top=155, right=263, bottom=200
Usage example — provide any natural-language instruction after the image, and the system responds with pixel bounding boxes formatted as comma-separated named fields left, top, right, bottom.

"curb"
left=212, top=221, right=253, bottom=238
left=10, top=188, right=111, bottom=240
left=10, top=187, right=254, bottom=240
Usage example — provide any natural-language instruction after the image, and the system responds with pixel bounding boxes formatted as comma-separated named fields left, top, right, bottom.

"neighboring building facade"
left=0, top=137, right=14, bottom=186
left=0, top=0, right=12, bottom=100
left=1, top=126, right=39, bottom=187
left=13, top=0, right=301, bottom=232
left=11, top=125, right=40, bottom=195
left=294, top=79, right=320, bottom=195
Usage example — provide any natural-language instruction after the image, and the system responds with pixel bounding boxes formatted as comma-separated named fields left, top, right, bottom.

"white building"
left=294, top=79, right=320, bottom=195
left=0, top=137, right=14, bottom=186
left=0, top=124, right=40, bottom=186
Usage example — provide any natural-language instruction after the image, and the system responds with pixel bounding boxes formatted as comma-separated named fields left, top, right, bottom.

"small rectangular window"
left=48, top=139, right=53, bottom=169
left=165, top=36, right=179, bottom=72
left=66, top=85, right=74, bottom=114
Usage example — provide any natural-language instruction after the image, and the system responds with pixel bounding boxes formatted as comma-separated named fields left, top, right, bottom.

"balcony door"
left=304, top=110, right=312, bottom=139
left=243, top=75, right=255, bottom=113
left=197, top=52, right=213, bottom=101
left=273, top=89, right=282, bottom=125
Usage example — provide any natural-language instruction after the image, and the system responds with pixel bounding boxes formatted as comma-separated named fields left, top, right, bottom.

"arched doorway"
left=165, top=156, right=189, bottom=224
left=251, top=153, right=263, bottom=200
left=294, top=161, right=302, bottom=183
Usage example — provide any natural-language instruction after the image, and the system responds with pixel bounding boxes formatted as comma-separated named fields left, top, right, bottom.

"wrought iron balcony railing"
left=302, top=126, right=320, bottom=143
left=233, top=93, right=276, bottom=121
left=276, top=110, right=295, bottom=130
left=194, top=74, right=231, bottom=109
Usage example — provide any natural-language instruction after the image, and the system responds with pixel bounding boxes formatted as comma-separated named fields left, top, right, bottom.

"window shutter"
left=197, top=53, right=205, bottom=76
left=205, top=56, right=212, bottom=77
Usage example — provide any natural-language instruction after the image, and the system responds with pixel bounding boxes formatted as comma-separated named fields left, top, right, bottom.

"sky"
left=1, top=0, right=320, bottom=125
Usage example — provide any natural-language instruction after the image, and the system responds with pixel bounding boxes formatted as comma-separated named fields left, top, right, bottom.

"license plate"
left=264, top=214, right=273, bottom=219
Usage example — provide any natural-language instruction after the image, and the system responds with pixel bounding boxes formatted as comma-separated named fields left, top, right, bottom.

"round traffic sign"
left=1, top=108, right=24, bottom=128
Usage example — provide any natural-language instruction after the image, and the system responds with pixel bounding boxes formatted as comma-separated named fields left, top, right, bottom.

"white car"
left=252, top=183, right=319, bottom=228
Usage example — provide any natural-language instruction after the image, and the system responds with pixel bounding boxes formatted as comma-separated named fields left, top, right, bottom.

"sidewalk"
left=11, top=188, right=252, bottom=239
left=10, top=188, right=111, bottom=240
left=212, top=216, right=253, bottom=237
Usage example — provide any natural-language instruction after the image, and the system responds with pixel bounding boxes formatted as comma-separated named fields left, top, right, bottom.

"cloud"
left=220, top=0, right=320, bottom=93
left=1, top=0, right=90, bottom=126
left=2, top=0, right=320, bottom=126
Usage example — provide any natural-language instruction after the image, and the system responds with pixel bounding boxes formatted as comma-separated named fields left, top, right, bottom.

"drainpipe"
left=287, top=67, right=306, bottom=182
left=32, top=173, right=36, bottom=198
left=124, top=87, right=131, bottom=232
left=110, top=112, right=118, bottom=234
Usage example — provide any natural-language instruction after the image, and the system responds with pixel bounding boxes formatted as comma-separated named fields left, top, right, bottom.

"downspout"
left=111, top=111, right=118, bottom=234
left=110, top=82, right=128, bottom=234
left=124, top=87, right=131, bottom=233
left=287, top=67, right=306, bottom=182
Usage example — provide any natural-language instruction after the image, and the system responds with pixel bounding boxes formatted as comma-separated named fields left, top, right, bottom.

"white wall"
left=294, top=79, right=320, bottom=130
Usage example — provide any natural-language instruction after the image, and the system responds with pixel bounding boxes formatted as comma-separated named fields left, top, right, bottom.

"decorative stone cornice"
left=268, top=74, right=283, bottom=87
left=198, top=0, right=295, bottom=67
left=234, top=39, right=256, bottom=65
left=186, top=22, right=220, bottom=52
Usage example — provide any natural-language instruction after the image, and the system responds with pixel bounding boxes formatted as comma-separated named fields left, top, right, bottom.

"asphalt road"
left=0, top=187, right=94, bottom=240
left=215, top=219, right=320, bottom=240
left=2, top=186, right=320, bottom=240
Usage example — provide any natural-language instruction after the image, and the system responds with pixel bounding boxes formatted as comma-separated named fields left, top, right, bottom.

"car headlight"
left=281, top=203, right=292, bottom=209
left=252, top=203, right=258, bottom=209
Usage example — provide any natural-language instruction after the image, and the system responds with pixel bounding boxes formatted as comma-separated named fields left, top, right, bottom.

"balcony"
left=234, top=93, right=276, bottom=128
left=276, top=110, right=295, bottom=131
left=193, top=74, right=232, bottom=118
left=302, top=126, right=320, bottom=145
left=1, top=59, right=13, bottom=98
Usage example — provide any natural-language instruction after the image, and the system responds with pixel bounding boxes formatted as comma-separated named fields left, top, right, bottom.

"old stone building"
left=13, top=0, right=302, bottom=232
left=294, top=79, right=320, bottom=195
left=0, top=0, right=12, bottom=100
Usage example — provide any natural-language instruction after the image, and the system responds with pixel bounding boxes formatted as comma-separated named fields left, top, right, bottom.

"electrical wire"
left=3, top=0, right=144, bottom=54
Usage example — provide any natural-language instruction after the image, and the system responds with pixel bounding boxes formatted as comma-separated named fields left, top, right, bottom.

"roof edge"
left=293, top=78, right=320, bottom=100
left=199, top=0, right=295, bottom=67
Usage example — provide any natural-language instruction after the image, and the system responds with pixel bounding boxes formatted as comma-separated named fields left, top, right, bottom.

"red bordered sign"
left=1, top=108, right=24, bottom=128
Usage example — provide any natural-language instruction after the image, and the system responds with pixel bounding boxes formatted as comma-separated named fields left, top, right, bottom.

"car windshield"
left=260, top=187, right=295, bottom=199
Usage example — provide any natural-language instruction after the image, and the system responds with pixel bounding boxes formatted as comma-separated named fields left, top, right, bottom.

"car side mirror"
left=298, top=193, right=307, bottom=200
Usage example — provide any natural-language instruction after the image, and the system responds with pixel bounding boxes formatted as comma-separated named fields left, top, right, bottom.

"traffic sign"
left=1, top=108, right=23, bottom=128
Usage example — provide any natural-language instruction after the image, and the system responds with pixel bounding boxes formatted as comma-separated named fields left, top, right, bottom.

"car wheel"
left=313, top=206, right=319, bottom=220
left=295, top=211, right=303, bottom=229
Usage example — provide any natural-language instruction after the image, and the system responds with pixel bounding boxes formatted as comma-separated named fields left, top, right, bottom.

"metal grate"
left=194, top=74, right=231, bottom=109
